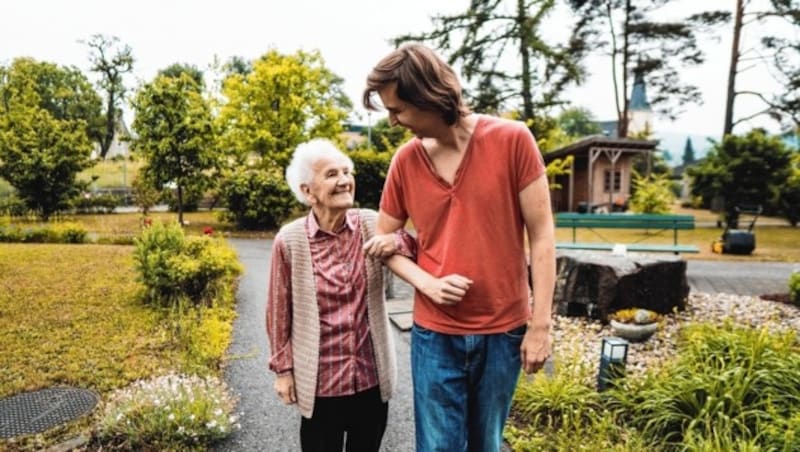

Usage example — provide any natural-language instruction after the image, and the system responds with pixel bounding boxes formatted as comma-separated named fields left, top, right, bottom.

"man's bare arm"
left=519, top=175, right=556, bottom=375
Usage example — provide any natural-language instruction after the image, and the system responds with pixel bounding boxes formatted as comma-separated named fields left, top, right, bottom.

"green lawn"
left=0, top=244, right=187, bottom=449
left=554, top=223, right=800, bottom=262
left=77, top=159, right=143, bottom=188
left=0, top=159, right=142, bottom=195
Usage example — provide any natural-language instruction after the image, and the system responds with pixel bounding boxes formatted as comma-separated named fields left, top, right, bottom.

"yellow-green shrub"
left=0, top=222, right=87, bottom=243
left=133, top=221, right=242, bottom=308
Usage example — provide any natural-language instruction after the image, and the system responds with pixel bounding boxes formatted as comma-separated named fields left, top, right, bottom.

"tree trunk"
left=617, top=0, right=633, bottom=138
left=101, top=92, right=115, bottom=159
left=177, top=184, right=184, bottom=226
left=518, top=0, right=534, bottom=122
left=723, top=0, right=744, bottom=137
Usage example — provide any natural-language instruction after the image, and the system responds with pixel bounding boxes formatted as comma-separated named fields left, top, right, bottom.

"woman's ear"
left=300, top=183, right=315, bottom=204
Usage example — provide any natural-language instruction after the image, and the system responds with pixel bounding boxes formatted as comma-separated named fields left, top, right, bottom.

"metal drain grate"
left=0, top=387, right=99, bottom=438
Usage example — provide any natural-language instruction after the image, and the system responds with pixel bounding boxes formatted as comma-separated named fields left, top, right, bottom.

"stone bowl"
left=609, top=320, right=658, bottom=342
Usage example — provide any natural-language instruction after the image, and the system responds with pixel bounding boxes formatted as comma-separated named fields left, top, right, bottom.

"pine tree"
left=682, top=137, right=696, bottom=166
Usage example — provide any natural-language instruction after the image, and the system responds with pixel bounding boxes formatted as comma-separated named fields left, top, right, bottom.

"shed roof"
left=544, top=135, right=658, bottom=161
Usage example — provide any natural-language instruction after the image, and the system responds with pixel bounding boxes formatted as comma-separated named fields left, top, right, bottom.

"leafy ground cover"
left=0, top=244, right=187, bottom=449
left=0, top=240, right=239, bottom=450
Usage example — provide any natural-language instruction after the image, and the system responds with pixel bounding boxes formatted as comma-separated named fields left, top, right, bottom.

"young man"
left=362, top=43, right=556, bottom=452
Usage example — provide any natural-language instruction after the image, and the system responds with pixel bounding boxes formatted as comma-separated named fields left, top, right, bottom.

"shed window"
left=604, top=170, right=621, bottom=192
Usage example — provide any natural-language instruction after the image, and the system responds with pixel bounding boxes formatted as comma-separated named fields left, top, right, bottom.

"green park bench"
left=555, top=212, right=700, bottom=254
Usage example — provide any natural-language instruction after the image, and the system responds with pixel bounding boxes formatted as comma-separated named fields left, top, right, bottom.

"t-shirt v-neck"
left=414, top=116, right=482, bottom=191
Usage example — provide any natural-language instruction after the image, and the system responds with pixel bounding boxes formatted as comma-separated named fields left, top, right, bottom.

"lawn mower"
left=711, top=205, right=762, bottom=255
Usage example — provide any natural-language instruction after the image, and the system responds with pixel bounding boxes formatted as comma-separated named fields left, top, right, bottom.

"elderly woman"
left=267, top=138, right=472, bottom=452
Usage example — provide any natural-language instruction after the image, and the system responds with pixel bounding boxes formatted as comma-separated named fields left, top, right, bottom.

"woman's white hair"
left=285, top=138, right=354, bottom=205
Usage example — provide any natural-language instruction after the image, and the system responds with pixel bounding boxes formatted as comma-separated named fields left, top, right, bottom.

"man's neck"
left=426, top=114, right=478, bottom=152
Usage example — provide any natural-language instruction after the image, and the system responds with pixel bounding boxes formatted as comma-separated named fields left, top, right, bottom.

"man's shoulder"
left=391, top=138, right=419, bottom=163
left=478, top=114, right=531, bottom=137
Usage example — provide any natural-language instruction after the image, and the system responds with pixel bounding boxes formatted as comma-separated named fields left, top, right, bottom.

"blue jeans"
left=411, top=323, right=525, bottom=452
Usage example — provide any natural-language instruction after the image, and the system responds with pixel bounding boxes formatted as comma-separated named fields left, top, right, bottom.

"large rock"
left=553, top=250, right=689, bottom=321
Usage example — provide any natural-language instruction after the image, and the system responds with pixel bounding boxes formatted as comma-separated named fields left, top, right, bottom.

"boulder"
left=553, top=250, right=689, bottom=321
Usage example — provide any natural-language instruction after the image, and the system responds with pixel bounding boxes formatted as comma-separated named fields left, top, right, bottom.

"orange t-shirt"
left=380, top=115, right=546, bottom=334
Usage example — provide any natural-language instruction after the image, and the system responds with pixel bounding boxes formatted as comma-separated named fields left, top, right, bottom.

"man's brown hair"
left=363, top=43, right=470, bottom=126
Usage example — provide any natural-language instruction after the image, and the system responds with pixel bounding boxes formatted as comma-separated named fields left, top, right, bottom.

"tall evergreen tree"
left=682, top=137, right=696, bottom=166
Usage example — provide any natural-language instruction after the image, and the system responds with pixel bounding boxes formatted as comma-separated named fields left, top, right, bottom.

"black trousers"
left=300, top=386, right=388, bottom=452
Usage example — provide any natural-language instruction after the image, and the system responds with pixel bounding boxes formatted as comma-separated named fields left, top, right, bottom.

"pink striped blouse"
left=267, top=210, right=415, bottom=397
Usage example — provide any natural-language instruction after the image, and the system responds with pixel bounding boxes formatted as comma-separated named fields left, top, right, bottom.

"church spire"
left=630, top=70, right=652, bottom=112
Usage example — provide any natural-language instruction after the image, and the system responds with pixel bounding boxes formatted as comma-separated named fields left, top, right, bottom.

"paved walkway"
left=214, top=238, right=797, bottom=452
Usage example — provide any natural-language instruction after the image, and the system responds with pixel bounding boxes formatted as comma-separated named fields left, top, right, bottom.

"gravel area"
left=552, top=292, right=800, bottom=383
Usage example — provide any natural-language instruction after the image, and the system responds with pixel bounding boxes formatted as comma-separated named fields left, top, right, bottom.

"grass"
left=77, top=159, right=143, bottom=188
left=0, top=243, right=189, bottom=449
left=0, top=159, right=143, bottom=195
left=15, top=211, right=275, bottom=240
left=554, top=205, right=800, bottom=262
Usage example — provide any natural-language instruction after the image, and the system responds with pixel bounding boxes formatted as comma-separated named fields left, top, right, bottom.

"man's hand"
left=363, top=234, right=397, bottom=258
left=520, top=323, right=552, bottom=375
left=420, top=274, right=473, bottom=305
left=274, top=373, right=296, bottom=405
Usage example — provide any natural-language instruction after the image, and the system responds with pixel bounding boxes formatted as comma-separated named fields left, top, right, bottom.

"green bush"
left=50, top=222, right=88, bottom=243
left=348, top=148, right=392, bottom=209
left=218, top=167, right=297, bottom=230
left=133, top=221, right=242, bottom=308
left=0, top=222, right=87, bottom=243
left=789, top=272, right=800, bottom=305
left=0, top=195, right=31, bottom=217
left=72, top=192, right=121, bottom=214
left=96, top=373, right=239, bottom=450
left=628, top=173, right=675, bottom=214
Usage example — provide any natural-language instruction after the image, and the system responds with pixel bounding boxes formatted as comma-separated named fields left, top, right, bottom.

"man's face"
left=302, top=157, right=355, bottom=210
left=376, top=82, right=440, bottom=138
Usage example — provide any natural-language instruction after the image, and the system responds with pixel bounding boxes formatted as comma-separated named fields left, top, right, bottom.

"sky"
left=0, top=0, right=792, bottom=145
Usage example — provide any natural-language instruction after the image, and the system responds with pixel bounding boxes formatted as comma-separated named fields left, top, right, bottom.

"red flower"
left=203, top=226, right=214, bottom=236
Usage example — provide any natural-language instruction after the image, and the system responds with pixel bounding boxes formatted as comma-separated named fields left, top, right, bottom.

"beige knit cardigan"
left=276, top=208, right=397, bottom=418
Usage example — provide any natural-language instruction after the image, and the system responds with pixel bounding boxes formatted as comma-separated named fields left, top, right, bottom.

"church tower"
left=628, top=69, right=653, bottom=136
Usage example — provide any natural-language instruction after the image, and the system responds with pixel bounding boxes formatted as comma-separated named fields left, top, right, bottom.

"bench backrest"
left=555, top=213, right=695, bottom=230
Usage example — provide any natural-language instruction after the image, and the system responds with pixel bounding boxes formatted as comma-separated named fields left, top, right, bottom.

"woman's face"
left=302, top=157, right=355, bottom=211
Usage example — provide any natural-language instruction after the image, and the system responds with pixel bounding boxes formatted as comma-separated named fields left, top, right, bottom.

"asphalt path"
left=214, top=238, right=797, bottom=452
left=213, top=239, right=415, bottom=452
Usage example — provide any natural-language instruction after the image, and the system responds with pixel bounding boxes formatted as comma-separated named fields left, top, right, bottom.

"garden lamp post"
left=597, top=336, right=629, bottom=392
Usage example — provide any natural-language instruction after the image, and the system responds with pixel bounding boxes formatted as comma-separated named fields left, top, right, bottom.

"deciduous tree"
left=131, top=72, right=217, bottom=225
left=688, top=128, right=792, bottom=226
left=723, top=0, right=800, bottom=135
left=84, top=34, right=134, bottom=159
left=216, top=49, right=351, bottom=169
left=0, top=58, right=99, bottom=220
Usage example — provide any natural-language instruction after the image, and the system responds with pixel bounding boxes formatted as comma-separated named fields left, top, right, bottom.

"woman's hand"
left=363, top=233, right=397, bottom=258
left=274, top=373, right=297, bottom=405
